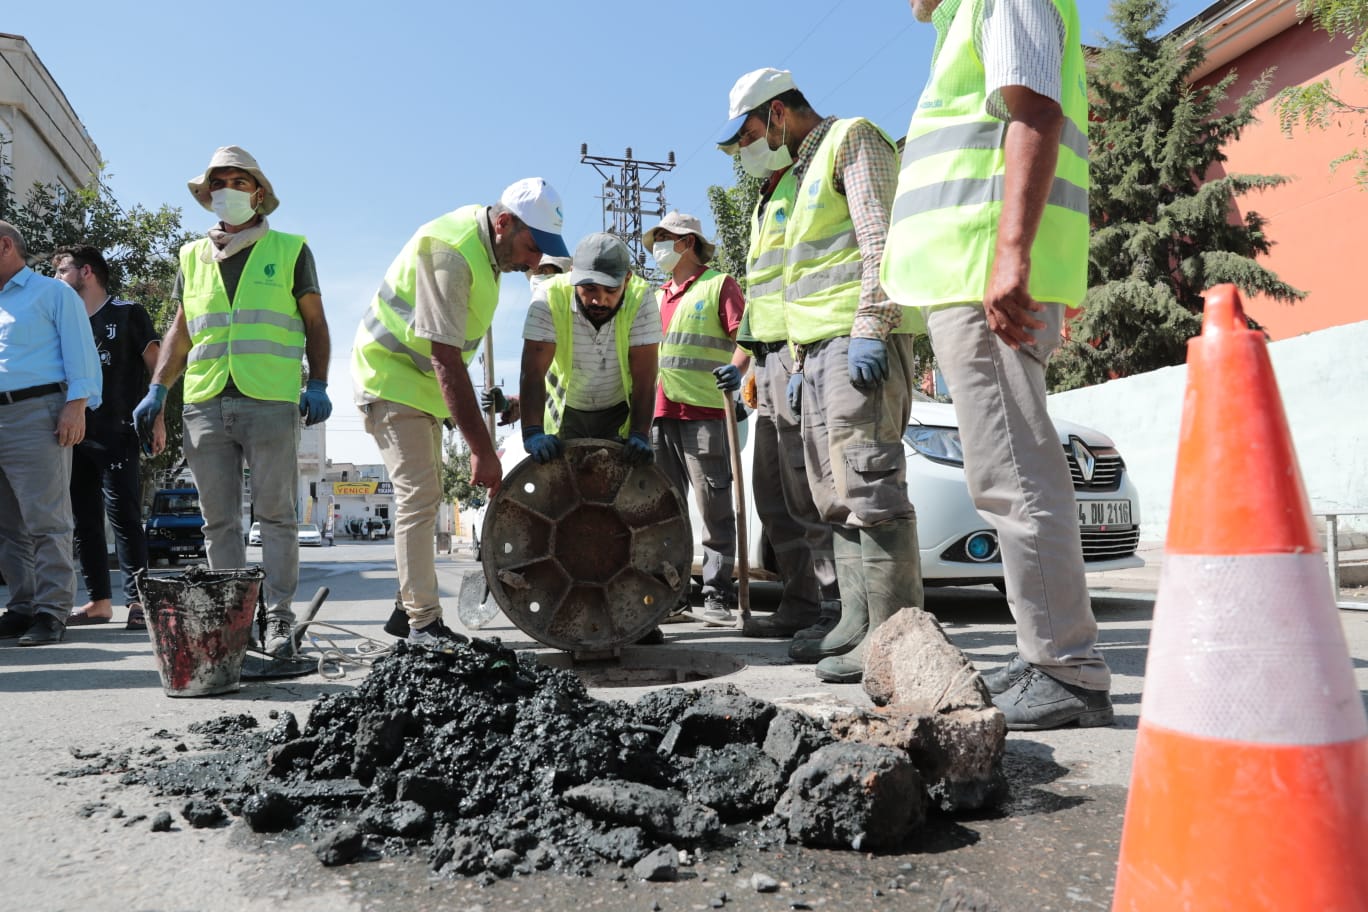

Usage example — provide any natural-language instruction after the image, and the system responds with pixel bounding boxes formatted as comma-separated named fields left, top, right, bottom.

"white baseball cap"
left=499, top=177, right=569, bottom=258
left=716, top=67, right=797, bottom=147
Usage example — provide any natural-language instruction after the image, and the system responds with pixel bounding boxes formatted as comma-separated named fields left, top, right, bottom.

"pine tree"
left=1049, top=0, right=1304, bottom=391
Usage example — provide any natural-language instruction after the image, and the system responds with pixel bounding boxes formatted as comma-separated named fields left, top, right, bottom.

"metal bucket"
left=135, top=568, right=264, bottom=697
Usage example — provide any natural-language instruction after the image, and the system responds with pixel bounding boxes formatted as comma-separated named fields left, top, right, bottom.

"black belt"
left=750, top=340, right=787, bottom=366
left=0, top=383, right=64, bottom=405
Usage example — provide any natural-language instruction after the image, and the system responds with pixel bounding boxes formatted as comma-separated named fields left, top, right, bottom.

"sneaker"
left=981, top=653, right=1030, bottom=696
left=408, top=619, right=469, bottom=648
left=992, top=667, right=1114, bottom=731
left=694, top=596, right=735, bottom=627
left=263, top=617, right=296, bottom=658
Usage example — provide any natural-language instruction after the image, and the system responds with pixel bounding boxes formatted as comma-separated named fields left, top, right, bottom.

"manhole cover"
left=535, top=645, right=746, bottom=688
left=481, top=439, right=692, bottom=652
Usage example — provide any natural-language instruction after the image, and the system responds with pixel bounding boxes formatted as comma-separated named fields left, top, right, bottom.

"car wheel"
left=168, top=556, right=180, bottom=567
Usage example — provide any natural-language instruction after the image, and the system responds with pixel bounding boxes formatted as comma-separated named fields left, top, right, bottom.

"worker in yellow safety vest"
left=881, top=0, right=1112, bottom=732
left=518, top=233, right=660, bottom=464
left=715, top=68, right=924, bottom=685
left=350, top=178, right=569, bottom=648
left=134, top=145, right=332, bottom=658
left=642, top=211, right=749, bottom=627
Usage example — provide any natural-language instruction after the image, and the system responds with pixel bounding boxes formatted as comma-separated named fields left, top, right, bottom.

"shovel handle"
left=721, top=393, right=750, bottom=624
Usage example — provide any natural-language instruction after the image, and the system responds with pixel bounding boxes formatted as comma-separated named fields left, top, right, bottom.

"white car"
left=494, top=395, right=1143, bottom=587
left=297, top=522, right=324, bottom=547
left=247, top=521, right=262, bottom=546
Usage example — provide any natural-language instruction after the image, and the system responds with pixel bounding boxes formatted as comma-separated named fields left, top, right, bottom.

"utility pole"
left=580, top=145, right=675, bottom=283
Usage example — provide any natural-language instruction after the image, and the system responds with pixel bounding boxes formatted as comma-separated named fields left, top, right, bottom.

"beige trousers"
left=363, top=400, right=443, bottom=628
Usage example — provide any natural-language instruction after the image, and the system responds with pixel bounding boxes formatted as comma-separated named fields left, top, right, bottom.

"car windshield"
left=154, top=493, right=200, bottom=515
left=298, top=524, right=320, bottom=533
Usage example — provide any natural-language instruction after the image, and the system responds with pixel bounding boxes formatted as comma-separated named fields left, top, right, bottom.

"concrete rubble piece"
left=832, top=607, right=1009, bottom=813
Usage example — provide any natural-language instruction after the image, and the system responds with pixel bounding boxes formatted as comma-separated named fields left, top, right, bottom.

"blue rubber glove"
left=712, top=364, right=741, bottom=392
left=132, top=384, right=167, bottom=454
left=299, top=379, right=332, bottom=425
left=847, top=338, right=889, bottom=391
left=481, top=386, right=510, bottom=413
left=786, top=372, right=804, bottom=416
left=621, top=430, right=654, bottom=465
left=522, top=425, right=563, bottom=464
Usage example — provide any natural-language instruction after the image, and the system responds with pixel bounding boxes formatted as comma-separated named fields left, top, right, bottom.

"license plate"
left=1077, top=499, right=1132, bottom=528
left=172, top=544, right=199, bottom=554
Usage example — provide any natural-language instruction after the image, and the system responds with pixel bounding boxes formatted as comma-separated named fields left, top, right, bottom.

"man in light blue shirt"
left=0, top=220, right=103, bottom=646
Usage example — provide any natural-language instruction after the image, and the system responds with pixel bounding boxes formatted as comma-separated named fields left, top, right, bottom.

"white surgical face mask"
left=210, top=188, right=258, bottom=226
left=652, top=240, right=682, bottom=273
left=739, top=111, right=793, bottom=179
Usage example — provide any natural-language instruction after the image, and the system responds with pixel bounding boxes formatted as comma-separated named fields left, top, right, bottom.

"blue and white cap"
left=716, top=67, right=796, bottom=149
left=499, top=177, right=569, bottom=258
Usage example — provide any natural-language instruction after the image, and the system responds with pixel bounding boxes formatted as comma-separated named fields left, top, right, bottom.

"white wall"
left=0, top=34, right=101, bottom=192
left=1048, top=319, right=1368, bottom=541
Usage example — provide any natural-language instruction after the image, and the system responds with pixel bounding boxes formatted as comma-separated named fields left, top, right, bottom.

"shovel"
left=721, top=391, right=751, bottom=627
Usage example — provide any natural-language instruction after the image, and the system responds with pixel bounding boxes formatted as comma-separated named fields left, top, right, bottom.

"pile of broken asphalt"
left=101, top=628, right=1009, bottom=884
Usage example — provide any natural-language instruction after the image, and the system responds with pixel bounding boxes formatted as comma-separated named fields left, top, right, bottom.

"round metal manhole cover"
left=481, top=439, right=691, bottom=652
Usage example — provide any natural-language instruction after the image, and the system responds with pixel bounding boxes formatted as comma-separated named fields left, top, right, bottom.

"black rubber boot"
left=790, top=527, right=866, bottom=663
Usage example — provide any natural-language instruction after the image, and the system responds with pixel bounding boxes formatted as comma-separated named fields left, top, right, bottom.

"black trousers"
left=70, top=433, right=147, bottom=603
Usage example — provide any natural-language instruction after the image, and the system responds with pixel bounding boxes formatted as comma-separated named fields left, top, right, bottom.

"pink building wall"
left=1199, top=20, right=1368, bottom=339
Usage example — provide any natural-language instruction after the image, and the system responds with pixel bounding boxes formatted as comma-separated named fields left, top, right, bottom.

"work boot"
left=263, top=615, right=296, bottom=658
left=0, top=610, right=34, bottom=639
left=993, top=667, right=1114, bottom=730
left=981, top=653, right=1029, bottom=696
left=17, top=612, right=65, bottom=647
left=815, top=517, right=922, bottom=684
left=742, top=598, right=820, bottom=638
left=793, top=599, right=841, bottom=641
left=790, top=527, right=866, bottom=664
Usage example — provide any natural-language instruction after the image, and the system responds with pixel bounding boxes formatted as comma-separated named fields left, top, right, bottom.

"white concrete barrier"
left=1048, top=319, right=1368, bottom=540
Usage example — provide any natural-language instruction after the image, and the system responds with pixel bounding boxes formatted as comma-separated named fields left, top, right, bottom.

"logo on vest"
left=693, top=301, right=705, bottom=313
left=775, top=208, right=787, bottom=225
left=264, top=263, right=277, bottom=279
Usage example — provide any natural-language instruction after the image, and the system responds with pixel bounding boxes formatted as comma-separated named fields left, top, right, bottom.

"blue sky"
left=6, top=0, right=1214, bottom=463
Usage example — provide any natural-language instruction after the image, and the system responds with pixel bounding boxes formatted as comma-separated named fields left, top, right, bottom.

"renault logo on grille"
left=1071, top=437, right=1097, bottom=484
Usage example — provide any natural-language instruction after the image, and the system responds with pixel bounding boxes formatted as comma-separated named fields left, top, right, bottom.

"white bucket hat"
left=187, top=146, right=279, bottom=215
left=642, top=211, right=716, bottom=262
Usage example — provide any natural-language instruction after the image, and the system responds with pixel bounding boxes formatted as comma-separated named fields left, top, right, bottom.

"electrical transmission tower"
left=580, top=145, right=675, bottom=282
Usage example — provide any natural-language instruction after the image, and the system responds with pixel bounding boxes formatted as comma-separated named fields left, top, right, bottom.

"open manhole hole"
left=534, top=645, right=746, bottom=688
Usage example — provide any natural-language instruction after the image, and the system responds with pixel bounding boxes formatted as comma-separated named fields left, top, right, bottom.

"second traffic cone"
left=1112, top=284, right=1368, bottom=911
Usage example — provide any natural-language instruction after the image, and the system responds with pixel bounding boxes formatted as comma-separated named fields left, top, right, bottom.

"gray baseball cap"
left=570, top=233, right=631, bottom=287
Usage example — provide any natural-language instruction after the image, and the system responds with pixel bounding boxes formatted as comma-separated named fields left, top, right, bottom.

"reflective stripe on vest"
left=659, top=269, right=735, bottom=408
left=744, top=170, right=796, bottom=344
left=350, top=206, right=499, bottom=419
left=880, top=0, right=1089, bottom=309
left=543, top=274, right=650, bottom=437
left=180, top=231, right=306, bottom=404
left=781, top=118, right=919, bottom=345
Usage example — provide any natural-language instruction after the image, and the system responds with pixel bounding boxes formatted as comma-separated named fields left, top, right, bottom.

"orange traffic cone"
left=1112, top=284, right=1368, bottom=911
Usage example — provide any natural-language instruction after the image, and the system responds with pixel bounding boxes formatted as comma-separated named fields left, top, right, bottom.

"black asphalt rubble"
left=113, top=620, right=1008, bottom=879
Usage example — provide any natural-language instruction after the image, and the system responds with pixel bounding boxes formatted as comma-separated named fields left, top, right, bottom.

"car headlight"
left=904, top=425, right=965, bottom=467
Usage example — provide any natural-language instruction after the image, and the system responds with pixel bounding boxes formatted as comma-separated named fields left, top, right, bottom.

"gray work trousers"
left=651, top=417, right=735, bottom=600
left=183, top=395, right=300, bottom=623
left=753, top=347, right=837, bottom=609
left=927, top=304, right=1109, bottom=690
left=0, top=392, right=76, bottom=621
left=800, top=334, right=918, bottom=528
